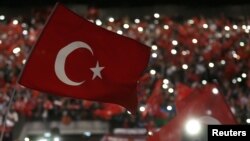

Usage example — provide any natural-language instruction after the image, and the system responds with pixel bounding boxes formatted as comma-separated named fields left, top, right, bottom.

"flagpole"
left=0, top=88, right=16, bottom=141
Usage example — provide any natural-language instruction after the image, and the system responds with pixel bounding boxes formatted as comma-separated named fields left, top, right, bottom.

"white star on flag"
left=90, top=61, right=105, bottom=80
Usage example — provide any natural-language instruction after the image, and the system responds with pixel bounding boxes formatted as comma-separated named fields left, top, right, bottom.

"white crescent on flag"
left=54, top=41, right=93, bottom=86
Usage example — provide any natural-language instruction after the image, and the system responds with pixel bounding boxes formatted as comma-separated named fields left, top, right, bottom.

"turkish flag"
left=18, top=3, right=150, bottom=113
left=147, top=83, right=237, bottom=141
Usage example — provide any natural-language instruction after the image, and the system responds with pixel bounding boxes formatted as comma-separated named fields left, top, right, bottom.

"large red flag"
left=148, top=83, right=237, bottom=141
left=175, top=83, right=237, bottom=124
left=18, top=3, right=150, bottom=113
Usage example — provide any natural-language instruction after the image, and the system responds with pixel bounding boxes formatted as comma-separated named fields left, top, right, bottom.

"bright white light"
left=163, top=79, right=169, bottom=84
left=107, top=26, right=112, bottom=31
left=127, top=111, right=131, bottom=114
left=13, top=19, right=18, bottom=25
left=22, top=59, right=26, bottom=64
left=212, top=88, right=219, bottom=95
left=0, top=40, right=2, bottom=44
left=108, top=17, right=114, bottom=22
left=185, top=119, right=201, bottom=136
left=171, top=49, right=177, bottom=55
left=24, top=137, right=30, bottom=141
left=206, top=110, right=212, bottom=115
left=172, top=40, right=178, bottom=46
left=83, top=131, right=91, bottom=137
left=152, top=53, right=158, bottom=58
left=117, top=30, right=123, bottom=35
left=95, top=19, right=102, bottom=26
left=182, top=50, right=190, bottom=56
left=150, top=69, right=156, bottom=75
left=44, top=132, right=51, bottom=137
left=239, top=42, right=245, bottom=47
left=13, top=47, right=21, bottom=54
left=203, top=24, right=208, bottom=29
left=224, top=26, right=230, bottom=31
left=154, top=13, right=160, bottom=18
left=242, top=25, right=246, bottom=29
left=162, top=83, right=168, bottom=89
left=22, top=30, right=28, bottom=35
left=168, top=88, right=174, bottom=93
left=241, top=73, right=247, bottom=78
left=246, top=119, right=250, bottom=124
left=148, top=131, right=153, bottom=136
left=187, top=19, right=194, bottom=25
left=231, top=107, right=236, bottom=114
left=247, top=25, right=250, bottom=29
left=138, top=27, right=143, bottom=32
left=53, top=137, right=60, bottom=141
left=237, top=77, right=242, bottom=82
left=202, top=80, right=207, bottom=85
left=0, top=15, right=5, bottom=20
left=233, top=25, right=238, bottom=30
left=220, top=60, right=226, bottom=65
left=192, top=38, right=198, bottom=44
left=167, top=105, right=172, bottom=111
left=151, top=45, right=158, bottom=50
left=232, top=51, right=240, bottom=59
left=38, top=139, right=47, bottom=141
left=134, top=18, right=140, bottom=24
left=232, top=79, right=237, bottom=84
left=245, top=29, right=249, bottom=33
left=225, top=33, right=230, bottom=38
left=123, top=24, right=129, bottom=29
left=163, top=25, right=169, bottom=30
left=88, top=19, right=94, bottom=23
left=208, top=62, right=214, bottom=68
left=182, top=64, right=188, bottom=70
left=139, top=106, right=145, bottom=112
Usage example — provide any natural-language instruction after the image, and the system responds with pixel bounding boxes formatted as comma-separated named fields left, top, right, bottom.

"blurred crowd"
left=0, top=6, right=250, bottom=136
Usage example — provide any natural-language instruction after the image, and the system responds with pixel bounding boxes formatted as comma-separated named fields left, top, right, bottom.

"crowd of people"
left=0, top=6, right=249, bottom=136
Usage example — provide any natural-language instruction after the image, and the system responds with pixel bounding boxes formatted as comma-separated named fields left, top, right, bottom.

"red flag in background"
left=148, top=83, right=237, bottom=141
left=94, top=103, right=125, bottom=120
left=18, top=3, right=150, bottom=114
left=143, top=79, right=168, bottom=119
left=175, top=83, right=193, bottom=113
left=175, top=83, right=237, bottom=124
left=147, top=112, right=182, bottom=141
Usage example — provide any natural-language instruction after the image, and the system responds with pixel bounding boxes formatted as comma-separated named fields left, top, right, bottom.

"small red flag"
left=18, top=3, right=150, bottom=113
left=148, top=83, right=237, bottom=141
left=175, top=83, right=193, bottom=113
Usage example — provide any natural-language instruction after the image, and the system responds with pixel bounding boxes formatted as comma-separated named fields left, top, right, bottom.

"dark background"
left=1, top=0, right=250, bottom=18
left=0, top=0, right=250, bottom=7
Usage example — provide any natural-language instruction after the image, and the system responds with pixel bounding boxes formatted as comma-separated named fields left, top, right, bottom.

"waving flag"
left=18, top=3, right=150, bottom=113
left=148, top=83, right=237, bottom=141
left=175, top=83, right=193, bottom=113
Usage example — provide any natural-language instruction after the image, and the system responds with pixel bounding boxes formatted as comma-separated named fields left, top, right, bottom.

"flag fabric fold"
left=148, top=83, right=237, bottom=141
left=18, top=3, right=150, bottom=114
